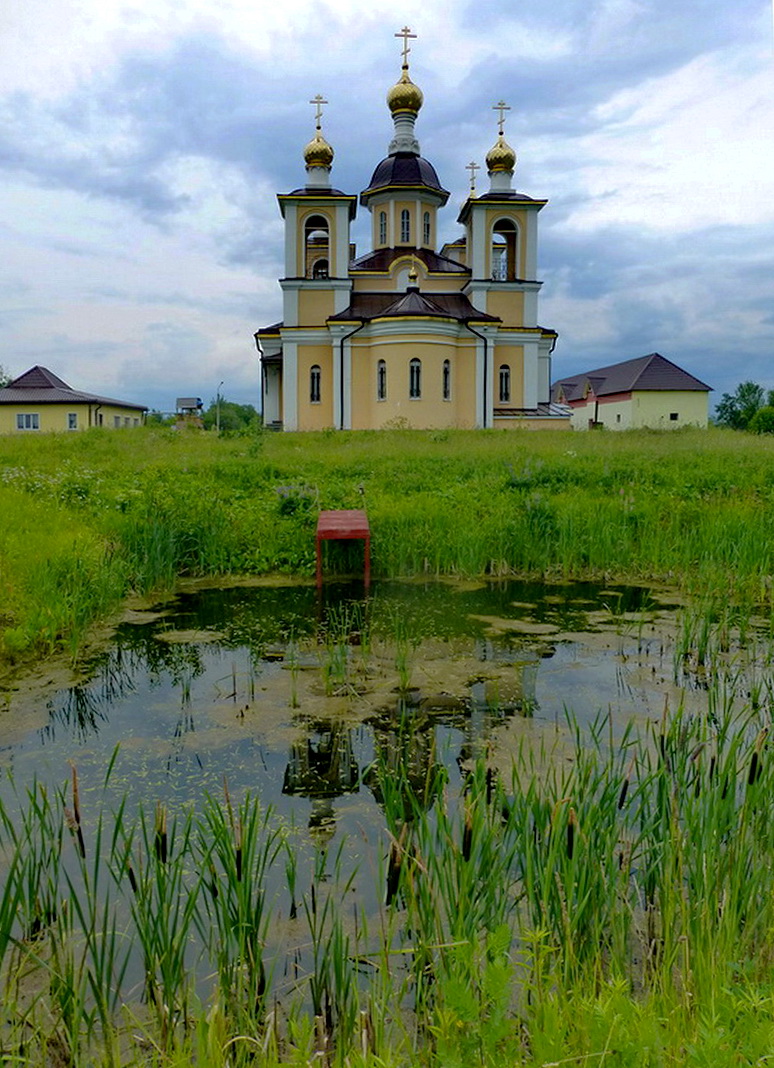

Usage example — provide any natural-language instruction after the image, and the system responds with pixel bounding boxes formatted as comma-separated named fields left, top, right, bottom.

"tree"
left=0, top=365, right=11, bottom=389
left=748, top=406, right=774, bottom=435
left=714, top=381, right=765, bottom=430
left=201, top=397, right=261, bottom=434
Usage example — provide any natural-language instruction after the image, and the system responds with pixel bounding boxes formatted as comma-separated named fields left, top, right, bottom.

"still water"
left=0, top=577, right=689, bottom=839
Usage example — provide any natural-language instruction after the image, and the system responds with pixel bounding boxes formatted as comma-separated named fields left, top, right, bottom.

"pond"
left=0, top=576, right=690, bottom=825
left=0, top=576, right=763, bottom=1057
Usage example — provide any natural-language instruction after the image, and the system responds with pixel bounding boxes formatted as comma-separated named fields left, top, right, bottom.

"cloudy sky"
left=1, top=0, right=772, bottom=413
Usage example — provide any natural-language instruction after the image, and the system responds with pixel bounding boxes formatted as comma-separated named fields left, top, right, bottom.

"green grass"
left=2, top=424, right=774, bottom=672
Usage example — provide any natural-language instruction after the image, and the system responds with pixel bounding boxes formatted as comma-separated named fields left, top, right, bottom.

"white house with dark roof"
left=552, top=353, right=712, bottom=430
left=0, top=366, right=147, bottom=433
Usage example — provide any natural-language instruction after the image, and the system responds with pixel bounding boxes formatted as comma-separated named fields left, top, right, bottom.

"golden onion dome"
left=486, top=133, right=516, bottom=173
left=387, top=65, right=424, bottom=114
left=303, top=128, right=334, bottom=168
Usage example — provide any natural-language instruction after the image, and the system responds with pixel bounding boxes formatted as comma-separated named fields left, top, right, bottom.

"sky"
left=1, top=0, right=772, bottom=414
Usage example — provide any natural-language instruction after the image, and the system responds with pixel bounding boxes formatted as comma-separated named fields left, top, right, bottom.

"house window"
left=133, top=418, right=139, bottom=427
left=423, top=211, right=431, bottom=245
left=616, top=414, right=621, bottom=424
left=114, top=416, right=121, bottom=428
left=379, top=211, right=387, bottom=245
left=310, top=364, right=321, bottom=404
left=409, top=358, right=421, bottom=399
left=377, top=359, right=387, bottom=401
left=443, top=359, right=451, bottom=400
left=16, top=413, right=39, bottom=431
left=124, top=417, right=131, bottom=427
left=400, top=209, right=410, bottom=243
left=670, top=412, right=679, bottom=421
left=68, top=412, right=78, bottom=430
left=499, top=364, right=511, bottom=403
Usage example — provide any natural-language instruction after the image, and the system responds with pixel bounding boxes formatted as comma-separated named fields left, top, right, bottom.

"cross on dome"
left=395, top=26, right=417, bottom=65
left=492, top=100, right=511, bottom=135
left=309, top=94, right=328, bottom=129
left=466, top=160, right=480, bottom=193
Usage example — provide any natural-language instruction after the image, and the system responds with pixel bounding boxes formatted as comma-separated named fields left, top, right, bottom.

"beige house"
left=552, top=353, right=712, bottom=430
left=0, top=366, right=147, bottom=433
left=255, top=35, right=570, bottom=432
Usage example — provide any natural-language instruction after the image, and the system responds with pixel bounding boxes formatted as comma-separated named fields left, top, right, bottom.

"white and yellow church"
left=255, top=30, right=570, bottom=432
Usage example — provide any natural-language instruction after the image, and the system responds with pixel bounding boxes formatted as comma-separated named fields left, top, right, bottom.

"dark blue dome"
left=361, top=152, right=448, bottom=203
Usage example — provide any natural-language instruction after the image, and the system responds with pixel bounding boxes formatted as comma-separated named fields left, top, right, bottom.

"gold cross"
left=395, top=26, right=417, bottom=65
left=492, top=100, right=511, bottom=134
left=309, top=94, right=328, bottom=128
left=466, top=160, right=480, bottom=193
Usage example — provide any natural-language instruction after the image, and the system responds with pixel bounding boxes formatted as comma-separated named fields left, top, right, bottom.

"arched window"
left=423, top=211, right=431, bottom=245
left=377, top=359, right=387, bottom=401
left=400, top=209, right=410, bottom=243
left=409, top=358, right=421, bottom=399
left=379, top=211, right=387, bottom=245
left=499, top=364, right=511, bottom=403
left=312, top=258, right=329, bottom=278
left=491, top=218, right=518, bottom=281
left=305, top=214, right=330, bottom=278
left=310, top=364, right=321, bottom=403
left=443, top=359, right=451, bottom=400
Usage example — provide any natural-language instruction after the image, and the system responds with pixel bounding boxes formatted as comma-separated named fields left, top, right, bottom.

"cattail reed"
left=154, top=801, right=167, bottom=864
left=462, top=801, right=474, bottom=862
left=386, top=836, right=402, bottom=906
left=566, top=807, right=577, bottom=861
left=67, top=764, right=86, bottom=859
left=748, top=728, right=767, bottom=787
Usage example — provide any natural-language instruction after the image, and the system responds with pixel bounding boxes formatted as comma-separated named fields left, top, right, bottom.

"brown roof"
left=328, top=289, right=500, bottom=324
left=552, top=353, right=712, bottom=402
left=350, top=246, right=468, bottom=274
left=0, top=365, right=147, bottom=410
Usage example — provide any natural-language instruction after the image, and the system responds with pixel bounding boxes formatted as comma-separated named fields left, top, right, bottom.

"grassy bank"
left=1, top=425, right=774, bottom=668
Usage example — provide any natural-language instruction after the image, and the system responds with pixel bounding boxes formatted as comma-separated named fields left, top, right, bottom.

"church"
left=255, top=30, right=570, bottom=432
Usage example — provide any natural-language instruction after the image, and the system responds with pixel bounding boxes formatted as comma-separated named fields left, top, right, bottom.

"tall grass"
left=2, top=426, right=774, bottom=669
left=2, top=690, right=774, bottom=1064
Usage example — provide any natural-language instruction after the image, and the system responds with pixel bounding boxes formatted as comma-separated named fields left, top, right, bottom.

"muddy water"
left=0, top=577, right=699, bottom=838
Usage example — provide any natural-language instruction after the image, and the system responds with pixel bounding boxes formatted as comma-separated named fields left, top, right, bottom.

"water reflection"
left=2, top=577, right=685, bottom=841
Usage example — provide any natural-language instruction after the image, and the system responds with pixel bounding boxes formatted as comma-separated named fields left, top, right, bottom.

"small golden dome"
left=486, top=133, right=516, bottom=173
left=387, top=65, right=424, bottom=114
left=303, top=129, right=334, bottom=168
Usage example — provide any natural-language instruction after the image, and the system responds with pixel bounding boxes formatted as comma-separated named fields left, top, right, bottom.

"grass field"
left=1, top=424, right=773, bottom=670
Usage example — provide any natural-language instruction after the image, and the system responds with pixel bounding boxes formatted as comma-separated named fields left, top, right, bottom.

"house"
left=552, top=353, right=712, bottom=430
left=0, top=366, right=147, bottom=433
left=255, top=31, right=570, bottom=432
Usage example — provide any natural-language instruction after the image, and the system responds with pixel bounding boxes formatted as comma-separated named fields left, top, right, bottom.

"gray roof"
left=552, top=353, right=712, bottom=402
left=328, top=288, right=500, bottom=324
left=0, top=366, right=147, bottom=410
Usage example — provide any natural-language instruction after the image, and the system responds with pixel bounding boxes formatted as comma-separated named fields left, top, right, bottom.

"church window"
left=310, top=365, right=321, bottom=404
left=401, top=209, right=410, bottom=243
left=491, top=218, right=519, bottom=281
left=379, top=212, right=387, bottom=245
left=423, top=211, right=431, bottom=245
left=443, top=359, right=451, bottom=400
left=377, top=359, right=387, bottom=401
left=305, top=214, right=330, bottom=278
left=499, top=364, right=511, bottom=403
left=409, top=358, right=421, bottom=399
left=312, top=258, right=329, bottom=278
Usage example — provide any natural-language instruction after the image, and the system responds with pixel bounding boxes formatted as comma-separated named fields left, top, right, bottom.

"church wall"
left=486, top=290, right=525, bottom=327
left=492, top=345, right=524, bottom=408
left=349, top=337, right=471, bottom=430
left=298, top=290, right=336, bottom=324
left=296, top=345, right=334, bottom=430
